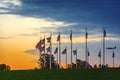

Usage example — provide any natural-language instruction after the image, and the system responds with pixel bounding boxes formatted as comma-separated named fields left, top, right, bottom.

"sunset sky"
left=0, top=0, right=120, bottom=70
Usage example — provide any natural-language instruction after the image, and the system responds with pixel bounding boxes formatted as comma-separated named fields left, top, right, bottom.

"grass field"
left=0, top=68, right=120, bottom=80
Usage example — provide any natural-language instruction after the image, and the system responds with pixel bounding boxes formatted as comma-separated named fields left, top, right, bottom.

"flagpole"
left=57, top=45, right=58, bottom=69
left=70, top=30, right=73, bottom=68
left=100, top=50, right=101, bottom=66
left=103, top=27, right=105, bottom=66
left=50, top=33, right=52, bottom=69
left=100, top=56, right=101, bottom=66
left=76, top=47, right=77, bottom=69
left=113, top=54, right=114, bottom=67
left=39, top=37, right=42, bottom=69
left=85, top=28, right=88, bottom=68
left=66, top=46, right=67, bottom=69
left=87, top=49, right=89, bottom=64
left=59, top=32, right=61, bottom=69
left=113, top=50, right=115, bottom=67
left=38, top=49, right=41, bottom=69
left=44, top=36, right=46, bottom=69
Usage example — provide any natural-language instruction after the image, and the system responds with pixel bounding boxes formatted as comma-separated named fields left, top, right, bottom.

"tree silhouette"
left=0, top=64, right=11, bottom=71
left=68, top=59, right=92, bottom=69
left=38, top=53, right=59, bottom=69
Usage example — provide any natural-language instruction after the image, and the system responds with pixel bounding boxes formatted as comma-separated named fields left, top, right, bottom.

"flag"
left=47, top=46, right=50, bottom=52
left=112, top=52, right=115, bottom=58
left=98, top=51, right=101, bottom=57
left=88, top=51, right=90, bottom=56
left=57, top=33, right=60, bottom=41
left=36, top=40, right=41, bottom=49
left=39, top=46, right=45, bottom=52
left=43, top=38, right=45, bottom=44
left=73, top=50, right=77, bottom=55
left=104, top=28, right=106, bottom=37
left=54, top=47, right=58, bottom=54
left=86, top=30, right=88, bottom=39
left=46, top=37, right=51, bottom=43
left=70, top=30, right=72, bottom=41
left=40, top=38, right=45, bottom=44
left=62, top=48, right=67, bottom=54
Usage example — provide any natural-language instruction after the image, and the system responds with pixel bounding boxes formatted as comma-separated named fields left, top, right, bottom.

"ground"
left=0, top=68, right=120, bottom=80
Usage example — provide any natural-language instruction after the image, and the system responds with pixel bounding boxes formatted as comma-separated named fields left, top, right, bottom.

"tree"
left=38, top=53, right=59, bottom=69
left=68, top=59, right=92, bottom=69
left=0, top=64, right=11, bottom=71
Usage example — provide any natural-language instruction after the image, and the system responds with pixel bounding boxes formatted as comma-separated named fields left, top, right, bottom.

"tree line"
left=0, top=64, right=10, bottom=71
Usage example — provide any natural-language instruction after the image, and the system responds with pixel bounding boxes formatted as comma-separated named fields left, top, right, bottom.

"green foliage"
left=0, top=68, right=120, bottom=80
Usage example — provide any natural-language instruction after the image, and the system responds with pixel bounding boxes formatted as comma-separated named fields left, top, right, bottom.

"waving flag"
left=62, top=48, right=67, bottom=54
left=36, top=40, right=41, bottom=49
left=47, top=37, right=51, bottom=43
left=98, top=51, right=101, bottom=57
left=47, top=46, right=50, bottom=52
left=40, top=38, right=45, bottom=44
left=57, top=33, right=60, bottom=41
left=88, top=51, right=90, bottom=56
left=54, top=47, right=58, bottom=54
left=70, top=30, right=72, bottom=41
left=104, top=28, right=106, bottom=37
left=73, top=50, right=77, bottom=55
left=112, top=52, right=115, bottom=58
left=39, top=46, right=45, bottom=52
left=86, top=30, right=88, bottom=39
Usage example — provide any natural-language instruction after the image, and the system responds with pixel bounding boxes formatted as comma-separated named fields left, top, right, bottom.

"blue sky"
left=0, top=0, right=120, bottom=68
left=1, top=0, right=120, bottom=35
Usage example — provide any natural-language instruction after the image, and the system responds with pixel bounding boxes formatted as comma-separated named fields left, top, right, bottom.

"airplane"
left=106, top=46, right=116, bottom=49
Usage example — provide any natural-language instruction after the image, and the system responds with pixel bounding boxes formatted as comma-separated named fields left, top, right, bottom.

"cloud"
left=0, top=9, right=11, bottom=13
left=0, top=0, right=22, bottom=8
left=0, top=0, right=22, bottom=13
left=19, top=0, right=120, bottom=23
left=1, top=14, right=119, bottom=44
left=1, top=0, right=120, bottom=36
left=25, top=49, right=39, bottom=55
left=0, top=14, right=77, bottom=37
left=0, top=36, right=14, bottom=39
left=19, top=32, right=39, bottom=36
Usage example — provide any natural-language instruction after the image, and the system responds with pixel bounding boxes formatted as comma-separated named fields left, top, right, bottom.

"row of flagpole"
left=36, top=27, right=116, bottom=69
left=85, top=27, right=107, bottom=68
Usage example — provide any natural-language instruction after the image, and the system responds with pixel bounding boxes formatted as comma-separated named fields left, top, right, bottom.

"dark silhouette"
left=68, top=59, right=92, bottom=69
left=38, top=53, right=59, bottom=69
left=94, top=64, right=97, bottom=68
left=0, top=64, right=10, bottom=71
left=99, top=64, right=102, bottom=68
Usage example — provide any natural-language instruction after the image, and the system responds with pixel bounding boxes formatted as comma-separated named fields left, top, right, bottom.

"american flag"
left=47, top=46, right=50, bottom=52
left=36, top=40, right=41, bottom=49
left=98, top=51, right=101, bottom=57
left=39, top=46, right=45, bottom=52
left=62, top=48, right=67, bottom=54
left=112, top=52, right=115, bottom=58
left=88, top=51, right=90, bottom=56
left=73, top=50, right=77, bottom=55
left=46, top=37, right=51, bottom=43
left=54, top=47, right=58, bottom=54
left=40, top=38, right=45, bottom=44
left=57, top=33, right=60, bottom=41
left=104, top=28, right=106, bottom=37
